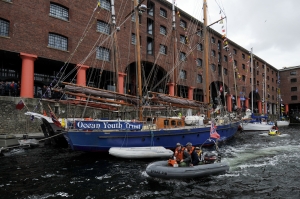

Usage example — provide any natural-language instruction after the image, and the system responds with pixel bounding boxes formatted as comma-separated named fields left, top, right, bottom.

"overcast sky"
left=167, top=0, right=300, bottom=69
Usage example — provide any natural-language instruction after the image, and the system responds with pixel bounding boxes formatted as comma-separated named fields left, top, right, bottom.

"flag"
left=16, top=100, right=25, bottom=110
left=43, top=110, right=47, bottom=116
left=50, top=111, right=62, bottom=128
left=220, top=85, right=223, bottom=92
left=210, top=122, right=220, bottom=139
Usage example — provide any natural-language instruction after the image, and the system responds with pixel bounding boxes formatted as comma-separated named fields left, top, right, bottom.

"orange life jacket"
left=187, top=146, right=195, bottom=155
left=174, top=147, right=185, bottom=161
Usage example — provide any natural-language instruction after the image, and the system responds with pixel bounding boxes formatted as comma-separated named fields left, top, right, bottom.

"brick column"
left=118, top=72, right=126, bottom=94
left=227, top=94, right=232, bottom=112
left=188, top=86, right=194, bottom=100
left=237, top=96, right=241, bottom=108
left=76, top=64, right=89, bottom=100
left=258, top=100, right=262, bottom=114
left=168, top=82, right=175, bottom=96
left=20, top=52, right=37, bottom=98
left=285, top=104, right=289, bottom=115
left=76, top=64, right=89, bottom=86
left=245, top=98, right=249, bottom=109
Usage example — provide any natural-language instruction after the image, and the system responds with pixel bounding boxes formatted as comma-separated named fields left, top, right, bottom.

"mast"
left=134, top=0, right=143, bottom=121
left=233, top=56, right=238, bottom=110
left=203, top=0, right=210, bottom=118
left=111, top=0, right=119, bottom=93
left=264, top=63, right=267, bottom=115
left=250, top=48, right=253, bottom=113
left=172, top=0, right=177, bottom=96
left=277, top=71, right=281, bottom=119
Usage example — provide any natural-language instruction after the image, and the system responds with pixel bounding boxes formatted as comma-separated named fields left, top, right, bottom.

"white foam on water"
left=224, top=144, right=300, bottom=171
left=95, top=174, right=111, bottom=180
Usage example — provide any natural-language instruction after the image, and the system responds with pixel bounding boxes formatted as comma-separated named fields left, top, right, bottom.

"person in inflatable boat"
left=186, top=142, right=202, bottom=166
left=174, top=143, right=191, bottom=167
left=190, top=147, right=202, bottom=166
left=272, top=122, right=278, bottom=130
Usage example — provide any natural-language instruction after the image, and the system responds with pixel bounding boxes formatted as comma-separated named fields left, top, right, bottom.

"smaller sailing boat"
left=241, top=48, right=273, bottom=131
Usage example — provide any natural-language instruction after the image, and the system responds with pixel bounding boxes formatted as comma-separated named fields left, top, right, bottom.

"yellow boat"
left=268, top=129, right=280, bottom=136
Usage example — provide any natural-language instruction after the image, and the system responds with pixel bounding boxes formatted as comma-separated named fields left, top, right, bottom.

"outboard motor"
left=203, top=152, right=218, bottom=164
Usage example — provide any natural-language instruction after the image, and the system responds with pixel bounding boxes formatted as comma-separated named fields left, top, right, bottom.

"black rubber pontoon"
left=146, top=160, right=229, bottom=179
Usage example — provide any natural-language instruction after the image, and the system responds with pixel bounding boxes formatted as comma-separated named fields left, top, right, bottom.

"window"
left=0, top=18, right=9, bottom=37
left=211, top=37, right=215, bottom=43
left=196, top=58, right=202, bottom=67
left=197, top=43, right=203, bottom=51
left=224, top=55, right=228, bottom=62
left=97, top=20, right=110, bottom=34
left=218, top=53, right=221, bottom=63
left=197, top=29, right=202, bottom=37
left=160, top=25, right=167, bottom=35
left=159, top=44, right=167, bottom=54
left=147, top=37, right=153, bottom=55
left=250, top=78, right=252, bottom=84
left=131, top=33, right=136, bottom=45
left=218, top=41, right=221, bottom=50
left=233, top=49, right=237, bottom=54
left=100, top=0, right=110, bottom=11
left=180, top=70, right=186, bottom=79
left=197, top=74, right=203, bottom=83
left=211, top=50, right=215, bottom=57
left=257, top=70, right=259, bottom=75
left=160, top=8, right=167, bottom=18
left=242, top=64, right=245, bottom=70
left=242, top=53, right=245, bottom=59
left=211, top=64, right=216, bottom=71
left=147, top=19, right=153, bottom=34
left=267, top=68, right=269, bottom=72
left=242, top=75, right=246, bottom=82
left=131, top=14, right=141, bottom=23
left=291, top=95, right=298, bottom=100
left=179, top=52, right=186, bottom=61
left=272, top=95, right=274, bottom=100
left=272, top=70, right=274, bottom=74
left=48, top=33, right=68, bottom=51
left=223, top=68, right=228, bottom=75
left=272, top=78, right=274, bottom=82
left=291, top=87, right=297, bottom=91
left=50, top=3, right=69, bottom=21
left=290, top=71, right=297, bottom=75
left=180, top=20, right=187, bottom=28
left=234, top=60, right=237, bottom=66
left=257, top=81, right=259, bottom=86
left=96, top=47, right=110, bottom=61
left=218, top=65, right=221, bottom=75
left=267, top=76, right=269, bottom=80
left=180, top=35, right=186, bottom=44
left=148, top=2, right=154, bottom=16
left=272, top=87, right=274, bottom=91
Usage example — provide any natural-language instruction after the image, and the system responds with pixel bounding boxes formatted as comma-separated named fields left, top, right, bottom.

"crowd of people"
left=173, top=142, right=203, bottom=167
left=0, top=81, right=20, bottom=97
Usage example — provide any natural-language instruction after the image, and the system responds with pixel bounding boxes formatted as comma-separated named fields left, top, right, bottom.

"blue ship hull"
left=63, top=122, right=240, bottom=152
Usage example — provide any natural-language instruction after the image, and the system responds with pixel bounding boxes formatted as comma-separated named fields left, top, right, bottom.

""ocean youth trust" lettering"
left=75, top=121, right=142, bottom=130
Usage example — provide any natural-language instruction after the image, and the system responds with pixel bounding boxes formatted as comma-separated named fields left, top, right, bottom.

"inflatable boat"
left=146, top=159, right=229, bottom=179
left=109, top=146, right=173, bottom=159
left=268, top=129, right=280, bottom=136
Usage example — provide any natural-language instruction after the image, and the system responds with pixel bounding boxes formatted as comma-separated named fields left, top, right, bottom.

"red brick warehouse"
left=0, top=0, right=282, bottom=114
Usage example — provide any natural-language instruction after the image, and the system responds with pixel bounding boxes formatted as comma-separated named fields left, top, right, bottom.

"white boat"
left=109, top=146, right=174, bottom=159
left=276, top=120, right=290, bottom=127
left=241, top=122, right=273, bottom=131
